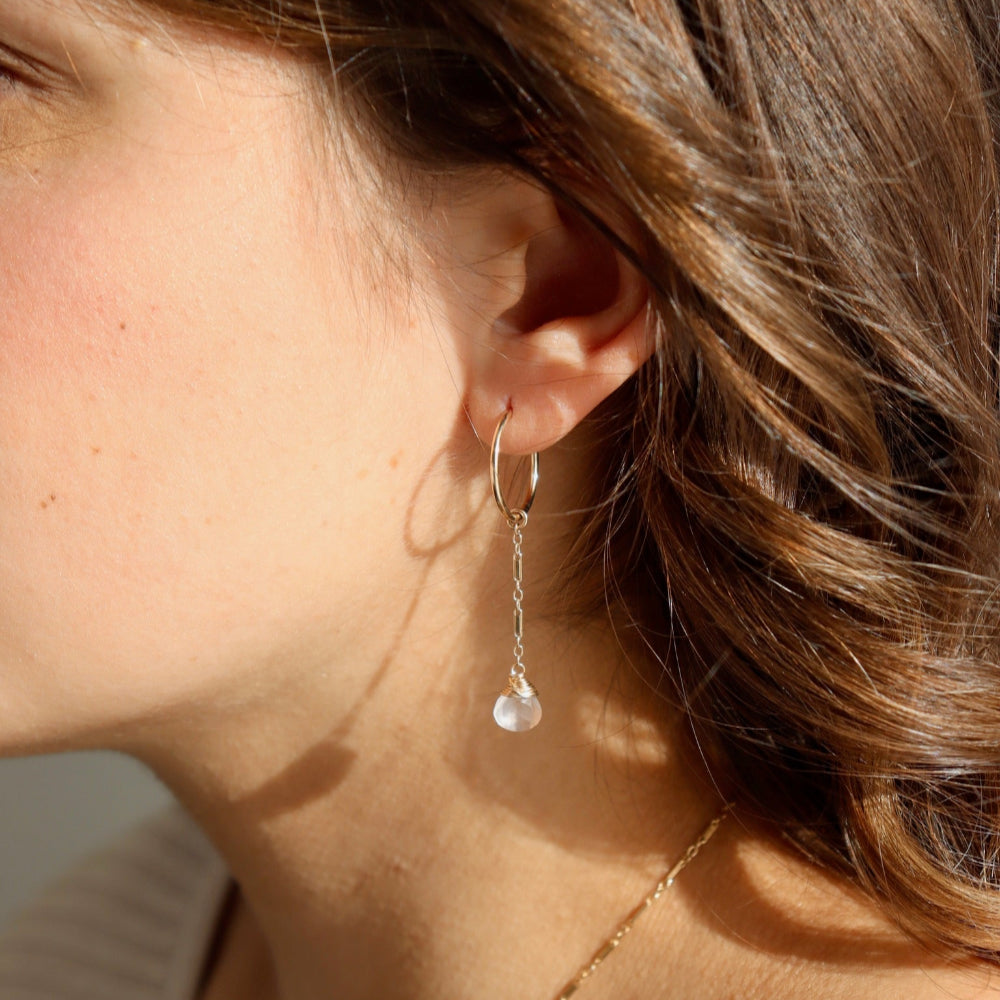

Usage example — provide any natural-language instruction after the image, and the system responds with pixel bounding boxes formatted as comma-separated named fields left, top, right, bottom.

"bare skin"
left=0, top=3, right=996, bottom=999
left=183, top=666, right=999, bottom=1000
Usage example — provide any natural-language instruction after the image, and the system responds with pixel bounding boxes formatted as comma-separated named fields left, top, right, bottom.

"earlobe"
left=465, top=197, right=652, bottom=456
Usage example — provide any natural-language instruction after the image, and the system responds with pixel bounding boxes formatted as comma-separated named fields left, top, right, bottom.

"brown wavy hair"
left=117, top=0, right=1000, bottom=961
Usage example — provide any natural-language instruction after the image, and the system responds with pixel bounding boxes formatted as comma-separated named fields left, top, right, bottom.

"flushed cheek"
left=0, top=162, right=241, bottom=544
left=0, top=131, right=371, bottom=735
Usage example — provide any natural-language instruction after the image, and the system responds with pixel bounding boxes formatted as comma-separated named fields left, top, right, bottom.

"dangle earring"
left=490, top=409, right=542, bottom=732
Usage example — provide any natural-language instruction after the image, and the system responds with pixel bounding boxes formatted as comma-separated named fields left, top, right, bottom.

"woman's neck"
left=116, top=528, right=998, bottom=1000
left=132, top=606, right=724, bottom=1000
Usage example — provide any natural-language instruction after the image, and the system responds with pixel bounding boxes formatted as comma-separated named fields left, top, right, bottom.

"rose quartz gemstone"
left=493, top=693, right=542, bottom=732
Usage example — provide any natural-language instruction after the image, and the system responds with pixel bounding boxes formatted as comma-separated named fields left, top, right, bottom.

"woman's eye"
left=0, top=43, right=51, bottom=95
left=0, top=54, right=19, bottom=87
left=0, top=65, right=20, bottom=92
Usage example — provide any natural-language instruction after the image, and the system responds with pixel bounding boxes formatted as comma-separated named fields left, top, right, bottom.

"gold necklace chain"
left=554, top=806, right=732, bottom=1000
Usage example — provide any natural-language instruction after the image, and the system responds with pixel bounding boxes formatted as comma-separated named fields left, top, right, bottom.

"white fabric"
left=0, top=804, right=231, bottom=1000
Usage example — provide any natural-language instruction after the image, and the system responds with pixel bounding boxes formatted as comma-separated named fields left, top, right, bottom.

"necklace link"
left=554, top=807, right=731, bottom=1000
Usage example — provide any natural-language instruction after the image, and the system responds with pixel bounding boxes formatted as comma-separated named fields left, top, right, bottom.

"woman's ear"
left=456, top=181, right=652, bottom=455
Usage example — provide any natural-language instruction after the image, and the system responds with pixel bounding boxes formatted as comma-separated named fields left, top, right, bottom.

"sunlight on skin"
left=0, top=3, right=996, bottom=999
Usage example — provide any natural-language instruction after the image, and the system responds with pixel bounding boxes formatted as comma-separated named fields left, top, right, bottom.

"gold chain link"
left=555, top=807, right=731, bottom=999
left=511, top=517, right=526, bottom=679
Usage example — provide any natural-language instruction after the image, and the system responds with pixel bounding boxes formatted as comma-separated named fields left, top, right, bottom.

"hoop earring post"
left=491, top=409, right=539, bottom=525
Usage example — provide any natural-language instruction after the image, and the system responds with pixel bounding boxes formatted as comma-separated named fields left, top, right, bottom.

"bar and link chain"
left=555, top=807, right=732, bottom=999
left=510, top=510, right=527, bottom=683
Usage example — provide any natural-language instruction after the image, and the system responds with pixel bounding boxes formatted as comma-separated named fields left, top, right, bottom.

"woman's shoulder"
left=0, top=803, right=233, bottom=1000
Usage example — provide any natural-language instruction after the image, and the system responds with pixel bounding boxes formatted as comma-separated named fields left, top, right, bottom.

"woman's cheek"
left=0, top=51, right=426, bottom=749
left=0, top=136, right=325, bottom=706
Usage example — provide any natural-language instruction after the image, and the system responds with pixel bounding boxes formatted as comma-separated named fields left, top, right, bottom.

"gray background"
left=0, top=752, right=173, bottom=926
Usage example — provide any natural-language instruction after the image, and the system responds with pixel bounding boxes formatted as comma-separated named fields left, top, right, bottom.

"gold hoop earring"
left=490, top=409, right=542, bottom=732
